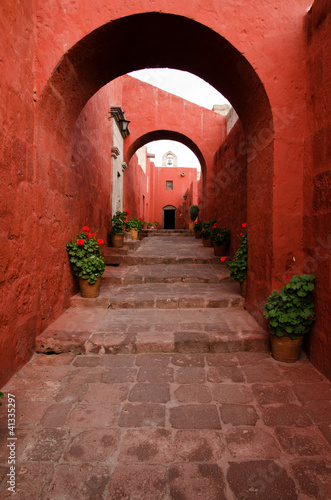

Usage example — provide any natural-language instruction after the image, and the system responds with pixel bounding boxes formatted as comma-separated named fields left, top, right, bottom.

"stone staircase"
left=36, top=236, right=268, bottom=355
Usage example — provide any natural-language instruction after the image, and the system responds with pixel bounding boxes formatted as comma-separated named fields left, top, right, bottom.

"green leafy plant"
left=211, top=225, right=231, bottom=245
left=111, top=210, right=129, bottom=234
left=154, top=221, right=158, bottom=228
left=225, top=232, right=247, bottom=282
left=189, top=204, right=199, bottom=222
left=147, top=222, right=153, bottom=228
left=263, top=274, right=316, bottom=339
left=201, top=218, right=216, bottom=239
left=66, top=226, right=105, bottom=285
left=194, top=220, right=203, bottom=232
left=125, top=217, right=143, bottom=232
left=0, top=392, right=4, bottom=406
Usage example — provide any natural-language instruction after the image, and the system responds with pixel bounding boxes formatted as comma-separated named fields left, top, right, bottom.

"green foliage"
left=211, top=225, right=231, bottom=245
left=201, top=217, right=216, bottom=239
left=0, top=392, right=3, bottom=406
left=66, top=228, right=105, bottom=285
left=154, top=221, right=158, bottom=228
left=225, top=233, right=247, bottom=283
left=189, top=204, right=200, bottom=222
left=263, top=274, right=316, bottom=339
left=147, top=222, right=153, bottom=228
left=111, top=211, right=128, bottom=233
left=194, top=220, right=203, bottom=232
left=125, top=217, right=142, bottom=232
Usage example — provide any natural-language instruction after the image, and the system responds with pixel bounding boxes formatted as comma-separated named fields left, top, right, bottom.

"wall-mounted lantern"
left=108, top=106, right=130, bottom=138
left=183, top=195, right=187, bottom=200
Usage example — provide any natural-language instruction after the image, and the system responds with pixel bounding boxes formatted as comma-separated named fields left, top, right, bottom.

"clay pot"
left=189, top=222, right=195, bottom=230
left=213, top=241, right=227, bottom=256
left=130, top=229, right=139, bottom=240
left=202, top=236, right=213, bottom=247
left=270, top=334, right=303, bottom=362
left=78, top=276, right=101, bottom=298
left=110, top=233, right=125, bottom=248
left=240, top=279, right=247, bottom=297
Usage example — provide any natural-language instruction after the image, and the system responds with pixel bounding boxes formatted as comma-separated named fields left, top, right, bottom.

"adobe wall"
left=303, top=0, right=331, bottom=379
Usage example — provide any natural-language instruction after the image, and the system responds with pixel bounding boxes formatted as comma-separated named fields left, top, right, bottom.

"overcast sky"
left=129, top=68, right=229, bottom=169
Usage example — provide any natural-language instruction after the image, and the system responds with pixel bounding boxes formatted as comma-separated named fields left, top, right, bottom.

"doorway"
left=163, top=206, right=176, bottom=229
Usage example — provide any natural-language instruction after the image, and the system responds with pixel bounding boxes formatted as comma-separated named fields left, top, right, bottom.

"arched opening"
left=37, top=12, right=273, bottom=324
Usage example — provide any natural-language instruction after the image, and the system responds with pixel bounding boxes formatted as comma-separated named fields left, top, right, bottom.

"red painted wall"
left=303, top=0, right=331, bottom=379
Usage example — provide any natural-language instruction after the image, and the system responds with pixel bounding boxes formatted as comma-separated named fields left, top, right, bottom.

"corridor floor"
left=0, top=235, right=330, bottom=499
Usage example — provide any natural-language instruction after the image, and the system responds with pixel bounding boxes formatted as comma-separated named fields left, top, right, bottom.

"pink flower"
left=82, top=226, right=89, bottom=232
left=77, top=239, right=84, bottom=246
left=97, top=239, right=104, bottom=245
left=220, top=257, right=226, bottom=262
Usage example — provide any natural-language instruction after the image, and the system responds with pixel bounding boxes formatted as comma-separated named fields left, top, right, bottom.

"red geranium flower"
left=220, top=257, right=226, bottom=262
left=285, top=274, right=290, bottom=279
left=87, top=233, right=92, bottom=238
left=92, top=233, right=96, bottom=237
left=242, top=223, right=247, bottom=228
left=202, top=228, right=205, bottom=231
left=77, top=239, right=84, bottom=246
left=217, top=233, right=220, bottom=237
left=240, top=232, right=243, bottom=236
left=82, top=226, right=89, bottom=232
left=125, top=210, right=130, bottom=215
left=308, top=316, right=312, bottom=320
left=97, top=239, right=104, bottom=245
left=138, top=217, right=143, bottom=221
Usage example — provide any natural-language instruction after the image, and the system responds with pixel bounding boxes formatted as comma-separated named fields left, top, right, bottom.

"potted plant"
left=211, top=225, right=231, bottom=256
left=66, top=226, right=105, bottom=297
left=225, top=229, right=247, bottom=296
left=201, top=218, right=216, bottom=247
left=0, top=392, right=3, bottom=406
left=153, top=221, right=158, bottom=229
left=263, top=274, right=316, bottom=362
left=147, top=222, right=153, bottom=230
left=194, top=220, right=203, bottom=238
left=125, top=217, right=143, bottom=240
left=110, top=210, right=129, bottom=247
left=189, top=204, right=199, bottom=230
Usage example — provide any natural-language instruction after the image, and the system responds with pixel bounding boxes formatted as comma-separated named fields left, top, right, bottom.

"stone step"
left=102, top=240, right=141, bottom=265
left=35, top=307, right=268, bottom=355
left=102, top=264, right=231, bottom=285
left=142, top=229, right=194, bottom=237
left=70, top=282, right=244, bottom=309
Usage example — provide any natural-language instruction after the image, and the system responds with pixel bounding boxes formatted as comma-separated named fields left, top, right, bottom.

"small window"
left=166, top=180, right=173, bottom=190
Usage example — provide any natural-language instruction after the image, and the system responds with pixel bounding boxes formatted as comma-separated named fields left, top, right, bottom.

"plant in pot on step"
left=211, top=225, right=231, bottom=257
left=66, top=226, right=105, bottom=298
left=263, top=274, right=315, bottom=362
left=125, top=217, right=143, bottom=240
left=194, top=220, right=203, bottom=238
left=110, top=210, right=129, bottom=248
left=224, top=226, right=247, bottom=297
left=189, top=204, right=199, bottom=230
left=201, top=218, right=216, bottom=247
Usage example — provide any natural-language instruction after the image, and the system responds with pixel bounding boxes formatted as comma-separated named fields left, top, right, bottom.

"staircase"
left=36, top=235, right=268, bottom=355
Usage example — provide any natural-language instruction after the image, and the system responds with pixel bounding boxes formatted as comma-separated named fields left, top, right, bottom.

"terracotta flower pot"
left=213, top=241, right=227, bottom=256
left=78, top=276, right=101, bottom=298
left=240, top=279, right=247, bottom=297
left=270, top=334, right=303, bottom=362
left=202, top=236, right=212, bottom=247
left=189, top=222, right=195, bottom=230
left=110, top=233, right=125, bottom=248
left=130, top=229, right=139, bottom=240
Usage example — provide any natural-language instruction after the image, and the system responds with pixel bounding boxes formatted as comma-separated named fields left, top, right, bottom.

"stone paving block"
left=0, top=463, right=54, bottom=499
left=99, top=354, right=135, bottom=367
left=1, top=378, right=62, bottom=403
left=260, top=404, right=312, bottom=427
left=137, top=365, right=174, bottom=383
left=128, top=383, right=170, bottom=403
left=227, top=460, right=298, bottom=499
left=100, top=367, right=137, bottom=383
left=174, top=331, right=210, bottom=353
left=21, top=428, right=68, bottom=461
left=252, top=383, right=296, bottom=405
left=292, top=382, right=331, bottom=402
left=87, top=332, right=137, bottom=354
left=136, top=331, right=175, bottom=353
left=31, top=353, right=75, bottom=365
left=55, top=382, right=89, bottom=403
left=66, top=367, right=103, bottom=384
left=119, top=429, right=174, bottom=463
left=235, top=351, right=273, bottom=365
left=35, top=330, right=92, bottom=354
left=290, top=459, right=331, bottom=499
left=226, top=428, right=282, bottom=459
left=119, top=403, right=166, bottom=427
left=175, top=366, right=206, bottom=384
left=171, top=354, right=205, bottom=367
left=15, top=364, right=71, bottom=381
left=206, top=353, right=238, bottom=366
left=274, top=426, right=331, bottom=456
left=304, top=400, right=331, bottom=424
left=174, top=384, right=212, bottom=403
left=66, top=404, right=119, bottom=428
left=242, top=363, right=283, bottom=383
left=84, top=382, right=129, bottom=404
left=174, top=429, right=224, bottom=462
left=46, top=463, right=110, bottom=500
left=169, top=463, right=227, bottom=500
left=13, top=399, right=49, bottom=428
left=135, top=354, right=171, bottom=366
left=219, top=404, right=259, bottom=426
left=40, top=403, right=73, bottom=427
left=64, top=428, right=121, bottom=462
left=212, top=384, right=253, bottom=404
left=169, top=405, right=221, bottom=429
left=108, top=464, right=167, bottom=499
left=207, top=365, right=245, bottom=383
left=281, top=364, right=327, bottom=383
left=73, top=355, right=100, bottom=367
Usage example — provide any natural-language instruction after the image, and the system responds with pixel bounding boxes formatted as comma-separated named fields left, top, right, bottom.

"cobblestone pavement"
left=0, top=235, right=330, bottom=498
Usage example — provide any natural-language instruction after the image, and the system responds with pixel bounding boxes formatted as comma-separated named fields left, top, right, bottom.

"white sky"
left=129, top=68, right=229, bottom=170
